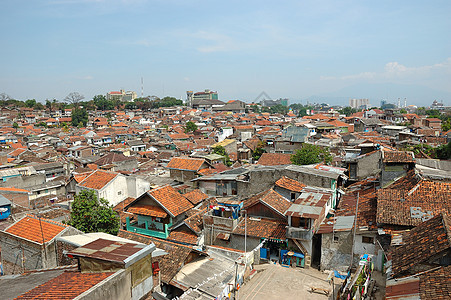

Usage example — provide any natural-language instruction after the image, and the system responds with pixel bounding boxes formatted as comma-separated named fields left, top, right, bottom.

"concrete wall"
left=0, top=234, right=43, bottom=274
left=356, top=151, right=381, bottom=181
left=126, top=176, right=150, bottom=198
left=0, top=174, right=46, bottom=189
left=76, top=269, right=132, bottom=300
left=114, top=159, right=139, bottom=172
left=100, top=175, right=128, bottom=207
left=238, top=168, right=334, bottom=198
left=381, top=163, right=410, bottom=187
left=320, top=231, right=353, bottom=272
left=170, top=169, right=197, bottom=184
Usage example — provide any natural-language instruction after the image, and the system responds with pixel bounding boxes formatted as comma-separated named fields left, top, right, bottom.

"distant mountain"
left=304, top=83, right=451, bottom=107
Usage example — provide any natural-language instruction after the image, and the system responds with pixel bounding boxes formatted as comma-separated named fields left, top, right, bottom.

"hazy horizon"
left=1, top=0, right=450, bottom=106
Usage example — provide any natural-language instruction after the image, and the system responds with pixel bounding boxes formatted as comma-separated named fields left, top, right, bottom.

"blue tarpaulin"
left=334, top=270, right=347, bottom=279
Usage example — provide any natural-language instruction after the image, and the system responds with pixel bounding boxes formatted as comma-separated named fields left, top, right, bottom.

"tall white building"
left=349, top=98, right=370, bottom=109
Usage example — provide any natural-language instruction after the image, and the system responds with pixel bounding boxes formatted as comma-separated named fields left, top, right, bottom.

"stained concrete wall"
left=320, top=231, right=353, bottom=272
left=238, top=168, right=335, bottom=198
left=356, top=151, right=381, bottom=181
left=76, top=269, right=132, bottom=300
left=381, top=163, right=411, bottom=187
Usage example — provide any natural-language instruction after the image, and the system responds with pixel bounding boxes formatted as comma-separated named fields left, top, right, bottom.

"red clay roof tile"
left=5, top=215, right=67, bottom=244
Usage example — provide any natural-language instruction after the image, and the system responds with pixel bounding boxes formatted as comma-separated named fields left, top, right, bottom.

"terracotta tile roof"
left=183, top=189, right=209, bottom=205
left=419, top=266, right=451, bottom=299
left=5, top=215, right=67, bottom=244
left=243, top=138, right=261, bottom=151
left=78, top=170, right=118, bottom=190
left=14, top=271, right=114, bottom=300
left=73, top=172, right=92, bottom=183
left=257, top=153, right=292, bottom=166
left=377, top=179, right=451, bottom=226
left=275, top=176, right=306, bottom=192
left=166, top=157, right=206, bottom=171
left=128, top=205, right=168, bottom=218
left=8, top=148, right=27, bottom=157
left=94, top=152, right=133, bottom=166
left=257, top=189, right=291, bottom=216
left=382, top=150, right=415, bottom=163
left=184, top=208, right=206, bottom=233
left=391, top=213, right=451, bottom=277
left=0, top=187, right=30, bottom=193
left=149, top=185, right=193, bottom=217
left=169, top=133, right=190, bottom=140
left=113, top=197, right=135, bottom=212
left=233, top=217, right=287, bottom=240
left=168, top=226, right=198, bottom=245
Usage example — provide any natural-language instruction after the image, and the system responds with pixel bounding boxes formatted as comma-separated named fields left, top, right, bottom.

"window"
left=333, top=236, right=339, bottom=242
left=118, top=191, right=122, bottom=195
left=362, top=236, right=374, bottom=244
left=291, top=192, right=296, bottom=201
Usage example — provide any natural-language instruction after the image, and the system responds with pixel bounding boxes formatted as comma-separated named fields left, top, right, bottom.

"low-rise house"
left=128, top=139, right=146, bottom=152
left=166, top=157, right=210, bottom=183
left=75, top=170, right=129, bottom=206
left=125, top=185, right=194, bottom=239
left=0, top=214, right=81, bottom=275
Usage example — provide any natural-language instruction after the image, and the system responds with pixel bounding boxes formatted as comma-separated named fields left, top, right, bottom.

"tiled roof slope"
left=419, top=266, right=451, bottom=300
left=166, top=157, right=205, bottom=171
left=128, top=205, right=168, bottom=218
left=377, top=179, right=451, bottom=226
left=117, top=230, right=198, bottom=284
left=259, top=189, right=291, bottom=216
left=275, top=176, right=306, bottom=192
left=14, top=271, right=114, bottom=300
left=233, top=217, right=287, bottom=240
left=78, top=170, right=118, bottom=190
left=391, top=213, right=451, bottom=277
left=383, top=150, right=415, bottom=163
left=149, top=185, right=193, bottom=217
left=167, top=226, right=198, bottom=245
left=183, top=189, right=209, bottom=205
left=257, top=153, right=292, bottom=166
left=4, top=215, right=67, bottom=244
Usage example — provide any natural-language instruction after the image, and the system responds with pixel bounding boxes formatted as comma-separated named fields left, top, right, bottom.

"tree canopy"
left=69, top=190, right=120, bottom=235
left=291, top=144, right=332, bottom=165
left=184, top=121, right=198, bottom=133
left=71, top=107, right=88, bottom=127
left=212, top=145, right=232, bottom=166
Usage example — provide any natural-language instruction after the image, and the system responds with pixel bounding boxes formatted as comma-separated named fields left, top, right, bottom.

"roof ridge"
left=25, top=213, right=68, bottom=228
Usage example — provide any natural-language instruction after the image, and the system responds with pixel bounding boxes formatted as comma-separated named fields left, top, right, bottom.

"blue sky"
left=1, top=0, right=450, bottom=105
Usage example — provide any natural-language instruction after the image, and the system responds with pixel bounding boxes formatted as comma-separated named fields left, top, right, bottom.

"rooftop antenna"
left=141, top=77, right=143, bottom=97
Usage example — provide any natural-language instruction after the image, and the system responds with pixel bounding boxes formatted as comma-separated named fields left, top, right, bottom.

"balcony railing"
left=287, top=227, right=313, bottom=240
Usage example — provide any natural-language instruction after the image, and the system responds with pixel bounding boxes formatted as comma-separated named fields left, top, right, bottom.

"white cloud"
left=321, top=58, right=451, bottom=81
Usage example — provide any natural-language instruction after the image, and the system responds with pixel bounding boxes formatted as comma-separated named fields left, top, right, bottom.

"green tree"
left=252, top=141, right=266, bottom=160
left=25, top=99, right=37, bottom=108
left=13, top=122, right=19, bottom=129
left=400, top=109, right=407, bottom=114
left=442, top=120, right=451, bottom=132
left=184, top=121, right=198, bottom=133
left=69, top=190, right=120, bottom=235
left=93, top=94, right=114, bottom=110
left=212, top=145, right=232, bottom=166
left=339, top=107, right=358, bottom=117
left=71, top=107, right=88, bottom=127
left=435, top=142, right=451, bottom=159
left=291, top=144, right=332, bottom=165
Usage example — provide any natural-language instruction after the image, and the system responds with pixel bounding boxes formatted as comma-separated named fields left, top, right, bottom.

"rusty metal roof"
left=67, top=238, right=155, bottom=268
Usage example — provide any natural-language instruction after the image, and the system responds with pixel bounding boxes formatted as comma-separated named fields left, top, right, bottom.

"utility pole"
left=245, top=211, right=247, bottom=253
left=350, top=192, right=359, bottom=270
